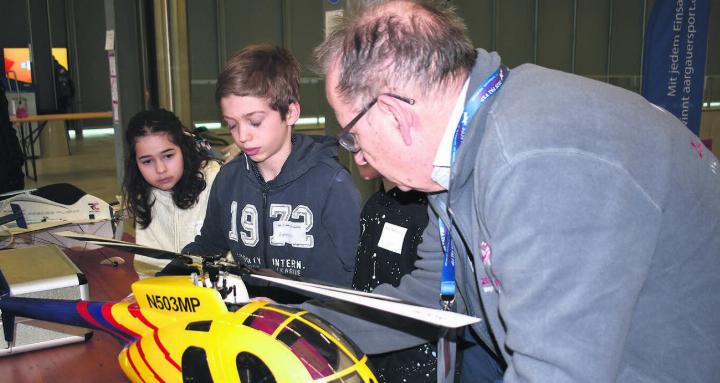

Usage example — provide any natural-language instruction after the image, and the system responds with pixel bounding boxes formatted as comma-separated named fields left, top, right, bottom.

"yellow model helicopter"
left=0, top=231, right=480, bottom=383
left=1, top=275, right=376, bottom=382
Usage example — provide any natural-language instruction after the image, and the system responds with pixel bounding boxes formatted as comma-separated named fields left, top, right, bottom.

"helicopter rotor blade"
left=216, top=262, right=401, bottom=302
left=54, top=231, right=479, bottom=328
left=251, top=274, right=480, bottom=329
left=54, top=231, right=199, bottom=262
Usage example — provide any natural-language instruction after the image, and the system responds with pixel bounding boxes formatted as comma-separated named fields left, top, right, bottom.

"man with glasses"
left=306, top=1, right=720, bottom=383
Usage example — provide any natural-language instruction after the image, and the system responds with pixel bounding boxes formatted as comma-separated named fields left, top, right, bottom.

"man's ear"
left=376, top=95, right=416, bottom=146
left=286, top=101, right=301, bottom=125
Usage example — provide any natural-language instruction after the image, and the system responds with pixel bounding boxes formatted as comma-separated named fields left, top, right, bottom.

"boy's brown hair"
left=216, top=44, right=300, bottom=120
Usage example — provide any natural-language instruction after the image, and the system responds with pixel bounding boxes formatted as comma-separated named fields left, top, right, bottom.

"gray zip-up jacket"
left=307, top=49, right=720, bottom=382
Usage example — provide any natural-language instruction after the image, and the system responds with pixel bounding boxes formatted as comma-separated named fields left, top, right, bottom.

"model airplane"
left=0, top=183, right=120, bottom=250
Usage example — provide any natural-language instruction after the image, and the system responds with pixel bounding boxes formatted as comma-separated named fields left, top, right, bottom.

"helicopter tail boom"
left=0, top=295, right=140, bottom=346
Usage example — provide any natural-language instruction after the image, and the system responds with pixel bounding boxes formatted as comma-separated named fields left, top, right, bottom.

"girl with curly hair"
left=123, top=109, right=221, bottom=277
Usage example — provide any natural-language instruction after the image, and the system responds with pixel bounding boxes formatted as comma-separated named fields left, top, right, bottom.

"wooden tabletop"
left=0, top=244, right=137, bottom=382
left=10, top=112, right=113, bottom=123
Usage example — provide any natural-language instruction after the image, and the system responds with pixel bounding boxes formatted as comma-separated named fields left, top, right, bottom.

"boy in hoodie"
left=182, top=45, right=361, bottom=297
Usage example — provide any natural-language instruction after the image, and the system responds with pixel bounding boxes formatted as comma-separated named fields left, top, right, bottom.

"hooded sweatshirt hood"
left=183, top=133, right=361, bottom=301
left=240, top=134, right=341, bottom=188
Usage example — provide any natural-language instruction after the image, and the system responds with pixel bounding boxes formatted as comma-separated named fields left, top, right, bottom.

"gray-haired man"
left=307, top=1, right=720, bottom=382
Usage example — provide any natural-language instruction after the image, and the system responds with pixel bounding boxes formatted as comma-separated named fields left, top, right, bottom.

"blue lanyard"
left=439, top=65, right=508, bottom=310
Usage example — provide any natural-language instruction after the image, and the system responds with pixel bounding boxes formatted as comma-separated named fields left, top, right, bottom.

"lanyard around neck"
left=439, top=64, right=508, bottom=310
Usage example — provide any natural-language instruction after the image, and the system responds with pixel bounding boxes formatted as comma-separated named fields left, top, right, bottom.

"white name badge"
left=273, top=221, right=307, bottom=246
left=377, top=222, right=407, bottom=254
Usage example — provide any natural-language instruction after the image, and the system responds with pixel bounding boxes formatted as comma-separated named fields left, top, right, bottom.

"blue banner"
left=641, top=0, right=711, bottom=135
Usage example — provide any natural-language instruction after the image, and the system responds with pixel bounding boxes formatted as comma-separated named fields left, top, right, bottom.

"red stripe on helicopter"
left=136, top=340, right=165, bottom=383
left=101, top=303, right=141, bottom=340
left=128, top=303, right=182, bottom=372
left=127, top=348, right=148, bottom=383
left=76, top=301, right=132, bottom=343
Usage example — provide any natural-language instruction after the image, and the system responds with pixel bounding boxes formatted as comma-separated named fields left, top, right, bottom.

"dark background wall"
left=2, top=0, right=720, bottom=125
left=72, top=0, right=112, bottom=127
left=454, top=0, right=717, bottom=101
left=0, top=0, right=112, bottom=126
left=186, top=0, right=326, bottom=122
left=0, top=1, right=31, bottom=48
left=185, top=0, right=720, bottom=122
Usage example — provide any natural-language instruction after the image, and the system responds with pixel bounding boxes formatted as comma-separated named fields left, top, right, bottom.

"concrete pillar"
left=154, top=0, right=192, bottom=127
left=27, top=0, right=58, bottom=113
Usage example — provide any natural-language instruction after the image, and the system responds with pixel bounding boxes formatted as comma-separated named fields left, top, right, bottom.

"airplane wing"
left=0, top=188, right=35, bottom=201
left=6, top=220, right=69, bottom=235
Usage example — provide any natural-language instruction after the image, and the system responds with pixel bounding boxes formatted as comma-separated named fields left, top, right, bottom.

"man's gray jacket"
left=307, top=49, right=720, bottom=382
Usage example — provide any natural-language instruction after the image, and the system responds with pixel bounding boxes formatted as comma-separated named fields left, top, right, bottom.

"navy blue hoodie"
left=183, top=134, right=361, bottom=291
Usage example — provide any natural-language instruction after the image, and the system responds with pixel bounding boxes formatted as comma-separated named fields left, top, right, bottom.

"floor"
left=24, top=130, right=121, bottom=204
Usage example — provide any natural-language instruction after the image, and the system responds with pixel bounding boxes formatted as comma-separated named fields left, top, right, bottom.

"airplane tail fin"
left=0, top=270, right=16, bottom=344
left=0, top=204, right=27, bottom=229
left=10, top=204, right=27, bottom=229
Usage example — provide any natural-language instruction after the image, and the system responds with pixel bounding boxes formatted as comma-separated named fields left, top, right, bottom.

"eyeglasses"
left=336, top=93, right=415, bottom=153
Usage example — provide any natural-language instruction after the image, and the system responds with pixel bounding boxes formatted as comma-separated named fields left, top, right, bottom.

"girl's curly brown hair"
left=122, top=109, right=211, bottom=229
